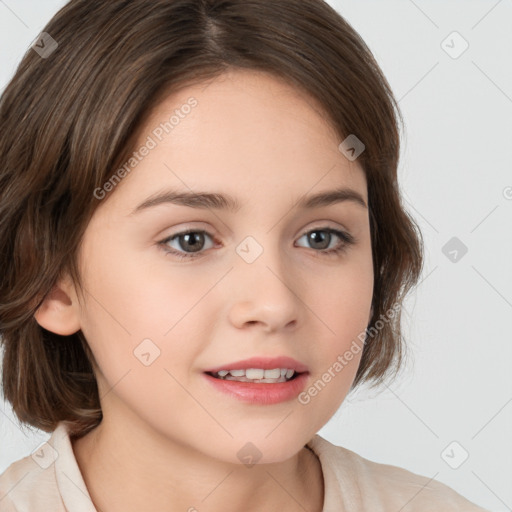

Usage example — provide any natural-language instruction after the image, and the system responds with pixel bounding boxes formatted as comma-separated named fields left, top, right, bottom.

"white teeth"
left=263, top=368, right=281, bottom=379
left=213, top=368, right=297, bottom=381
left=246, top=368, right=265, bottom=379
left=224, top=375, right=286, bottom=383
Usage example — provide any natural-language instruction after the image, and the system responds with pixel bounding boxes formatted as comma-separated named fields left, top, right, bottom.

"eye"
left=159, top=229, right=216, bottom=260
left=158, top=226, right=356, bottom=260
left=295, top=227, right=355, bottom=257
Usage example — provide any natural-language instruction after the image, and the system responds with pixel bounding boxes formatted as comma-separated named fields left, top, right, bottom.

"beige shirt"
left=0, top=422, right=489, bottom=511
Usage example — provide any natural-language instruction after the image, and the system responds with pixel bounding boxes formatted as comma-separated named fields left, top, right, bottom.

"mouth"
left=202, top=368, right=310, bottom=405
left=202, top=356, right=309, bottom=403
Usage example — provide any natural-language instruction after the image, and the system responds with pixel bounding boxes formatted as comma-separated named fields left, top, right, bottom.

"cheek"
left=302, top=256, right=372, bottom=400
left=77, top=247, right=213, bottom=381
left=308, top=253, right=373, bottom=337
left=80, top=241, right=200, bottom=336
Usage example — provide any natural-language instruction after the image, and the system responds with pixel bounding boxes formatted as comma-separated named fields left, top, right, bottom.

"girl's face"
left=71, top=69, right=373, bottom=463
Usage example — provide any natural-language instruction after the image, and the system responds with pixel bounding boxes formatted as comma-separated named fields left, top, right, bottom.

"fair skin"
left=35, top=69, right=373, bottom=512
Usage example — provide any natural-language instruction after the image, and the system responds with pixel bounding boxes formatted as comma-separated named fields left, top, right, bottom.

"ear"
left=34, top=273, right=81, bottom=335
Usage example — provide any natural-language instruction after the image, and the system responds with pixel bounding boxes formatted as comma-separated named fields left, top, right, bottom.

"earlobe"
left=33, top=275, right=81, bottom=336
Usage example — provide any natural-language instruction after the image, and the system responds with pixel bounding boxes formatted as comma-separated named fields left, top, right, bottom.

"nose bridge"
left=236, top=233, right=289, bottom=288
left=228, top=232, right=301, bottom=329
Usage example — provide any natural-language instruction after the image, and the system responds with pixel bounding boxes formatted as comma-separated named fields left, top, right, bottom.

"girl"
left=0, top=1, right=489, bottom=510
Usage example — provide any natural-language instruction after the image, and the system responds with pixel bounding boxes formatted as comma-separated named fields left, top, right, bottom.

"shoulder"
left=307, top=435, right=490, bottom=511
left=0, top=426, right=71, bottom=512
left=0, top=453, right=63, bottom=511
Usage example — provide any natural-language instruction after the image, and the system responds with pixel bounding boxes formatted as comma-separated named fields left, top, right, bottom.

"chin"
left=216, top=435, right=308, bottom=466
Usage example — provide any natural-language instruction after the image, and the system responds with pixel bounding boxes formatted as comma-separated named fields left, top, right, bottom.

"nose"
left=226, top=242, right=301, bottom=333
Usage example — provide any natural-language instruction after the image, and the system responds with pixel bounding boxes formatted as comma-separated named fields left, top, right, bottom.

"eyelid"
left=158, top=221, right=356, bottom=260
left=159, top=219, right=350, bottom=240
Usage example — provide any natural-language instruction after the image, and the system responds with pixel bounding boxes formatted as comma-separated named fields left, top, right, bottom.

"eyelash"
left=158, top=226, right=356, bottom=261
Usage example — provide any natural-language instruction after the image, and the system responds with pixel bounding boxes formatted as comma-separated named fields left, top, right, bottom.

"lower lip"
left=203, top=372, right=309, bottom=405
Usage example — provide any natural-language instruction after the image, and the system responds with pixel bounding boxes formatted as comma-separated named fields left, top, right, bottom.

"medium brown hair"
left=0, top=0, right=423, bottom=437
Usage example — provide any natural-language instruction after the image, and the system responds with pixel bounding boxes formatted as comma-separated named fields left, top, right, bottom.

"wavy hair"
left=0, top=0, right=423, bottom=437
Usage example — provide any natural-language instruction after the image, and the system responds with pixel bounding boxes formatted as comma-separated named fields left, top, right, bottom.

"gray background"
left=1, top=1, right=511, bottom=510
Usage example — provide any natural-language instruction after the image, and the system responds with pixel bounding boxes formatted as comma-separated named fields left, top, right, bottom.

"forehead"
left=149, top=68, right=339, bottom=135
left=98, top=69, right=367, bottom=216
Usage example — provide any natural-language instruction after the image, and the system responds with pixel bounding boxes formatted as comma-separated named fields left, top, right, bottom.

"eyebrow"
left=129, top=186, right=367, bottom=216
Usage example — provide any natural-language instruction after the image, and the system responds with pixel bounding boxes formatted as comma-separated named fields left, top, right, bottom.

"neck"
left=71, top=415, right=324, bottom=512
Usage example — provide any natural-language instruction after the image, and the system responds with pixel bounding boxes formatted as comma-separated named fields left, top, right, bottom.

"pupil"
left=309, top=230, right=329, bottom=250
left=181, top=232, right=204, bottom=253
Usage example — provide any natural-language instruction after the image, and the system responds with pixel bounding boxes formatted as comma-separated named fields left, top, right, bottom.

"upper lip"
left=204, top=356, right=309, bottom=374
